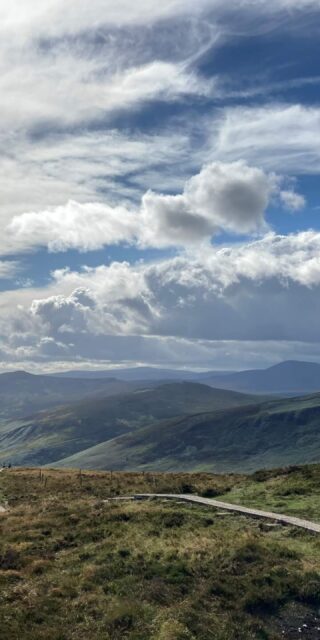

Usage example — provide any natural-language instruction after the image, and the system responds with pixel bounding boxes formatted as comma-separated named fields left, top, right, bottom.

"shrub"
left=180, top=483, right=194, bottom=494
left=201, top=488, right=223, bottom=498
left=163, top=513, right=185, bottom=528
left=0, top=548, right=21, bottom=570
left=297, top=572, right=320, bottom=605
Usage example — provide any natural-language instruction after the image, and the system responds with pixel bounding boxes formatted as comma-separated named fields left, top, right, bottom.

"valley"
left=2, top=361, right=320, bottom=473
left=0, top=382, right=261, bottom=468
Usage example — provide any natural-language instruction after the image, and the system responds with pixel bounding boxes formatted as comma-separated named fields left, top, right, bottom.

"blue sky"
left=0, top=0, right=320, bottom=372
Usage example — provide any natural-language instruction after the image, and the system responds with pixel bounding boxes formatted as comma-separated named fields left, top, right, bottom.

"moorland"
left=1, top=465, right=320, bottom=640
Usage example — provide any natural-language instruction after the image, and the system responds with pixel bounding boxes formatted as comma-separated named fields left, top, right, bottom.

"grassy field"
left=221, top=465, right=320, bottom=522
left=0, top=466, right=320, bottom=639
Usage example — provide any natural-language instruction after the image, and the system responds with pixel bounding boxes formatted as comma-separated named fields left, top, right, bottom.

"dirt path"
left=109, top=493, right=320, bottom=534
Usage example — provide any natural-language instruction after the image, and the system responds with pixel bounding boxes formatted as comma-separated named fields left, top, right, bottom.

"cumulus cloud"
left=45, top=231, right=320, bottom=343
left=280, top=190, right=306, bottom=211
left=0, top=230, right=320, bottom=368
left=7, top=161, right=303, bottom=253
left=8, top=201, right=138, bottom=253
left=140, top=161, right=273, bottom=246
left=30, top=288, right=96, bottom=334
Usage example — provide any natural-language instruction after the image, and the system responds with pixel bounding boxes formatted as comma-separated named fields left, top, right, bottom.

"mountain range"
left=0, top=382, right=257, bottom=467
left=0, top=370, right=137, bottom=420
left=52, top=360, right=320, bottom=394
left=55, top=392, right=320, bottom=473
left=1, top=360, right=320, bottom=472
left=202, top=360, right=320, bottom=394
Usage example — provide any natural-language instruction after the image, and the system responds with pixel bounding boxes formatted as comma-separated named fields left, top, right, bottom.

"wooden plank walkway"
left=108, top=494, right=320, bottom=534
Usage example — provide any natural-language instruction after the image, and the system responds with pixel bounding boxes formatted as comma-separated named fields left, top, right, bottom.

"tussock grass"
left=0, top=467, right=320, bottom=639
left=222, top=464, right=320, bottom=521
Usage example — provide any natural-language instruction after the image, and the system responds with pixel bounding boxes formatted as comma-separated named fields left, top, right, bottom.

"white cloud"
left=0, top=1, right=317, bottom=39
left=1, top=104, right=313, bottom=253
left=280, top=190, right=306, bottom=211
left=0, top=261, right=19, bottom=279
left=0, top=127, right=192, bottom=238
left=8, top=201, right=138, bottom=253
left=1, top=230, right=320, bottom=367
left=0, top=0, right=319, bottom=372
left=140, top=161, right=273, bottom=246
left=0, top=49, right=211, bottom=131
left=0, top=2, right=318, bottom=246
left=45, top=231, right=320, bottom=341
left=30, top=288, right=96, bottom=334
left=0, top=1, right=211, bottom=37
left=0, top=1, right=216, bottom=236
left=0, top=2, right=216, bottom=137
left=211, top=105, right=320, bottom=173
left=6, top=161, right=303, bottom=253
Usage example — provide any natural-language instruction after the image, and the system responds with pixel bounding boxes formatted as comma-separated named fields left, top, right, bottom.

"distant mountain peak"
left=1, top=370, right=34, bottom=378
left=268, top=360, right=320, bottom=371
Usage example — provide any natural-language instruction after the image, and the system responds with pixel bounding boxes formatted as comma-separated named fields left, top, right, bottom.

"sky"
left=1, top=0, right=320, bottom=373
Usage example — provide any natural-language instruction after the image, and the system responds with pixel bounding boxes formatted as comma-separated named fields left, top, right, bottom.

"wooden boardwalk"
left=110, top=493, right=320, bottom=534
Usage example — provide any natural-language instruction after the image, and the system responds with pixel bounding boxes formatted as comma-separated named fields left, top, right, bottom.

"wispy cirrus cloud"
left=0, top=261, right=19, bottom=280
left=0, top=2, right=318, bottom=245
left=0, top=128, right=191, bottom=224
left=0, top=2, right=216, bottom=237
left=210, top=105, right=320, bottom=173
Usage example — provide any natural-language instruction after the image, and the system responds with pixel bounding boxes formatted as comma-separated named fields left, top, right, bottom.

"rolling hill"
left=203, top=360, right=320, bottom=394
left=52, top=366, right=203, bottom=381
left=53, top=392, right=320, bottom=473
left=0, top=382, right=257, bottom=467
left=0, top=370, right=136, bottom=420
left=52, top=360, right=320, bottom=395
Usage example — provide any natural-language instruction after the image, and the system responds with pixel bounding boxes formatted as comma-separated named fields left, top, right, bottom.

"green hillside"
left=54, top=392, right=320, bottom=473
left=0, top=371, right=135, bottom=420
left=0, top=383, right=257, bottom=467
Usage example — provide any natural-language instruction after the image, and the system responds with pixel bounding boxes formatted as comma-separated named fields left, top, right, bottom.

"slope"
left=0, top=370, right=135, bottom=420
left=54, top=392, right=320, bottom=473
left=204, top=360, right=320, bottom=394
left=0, top=382, right=257, bottom=467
